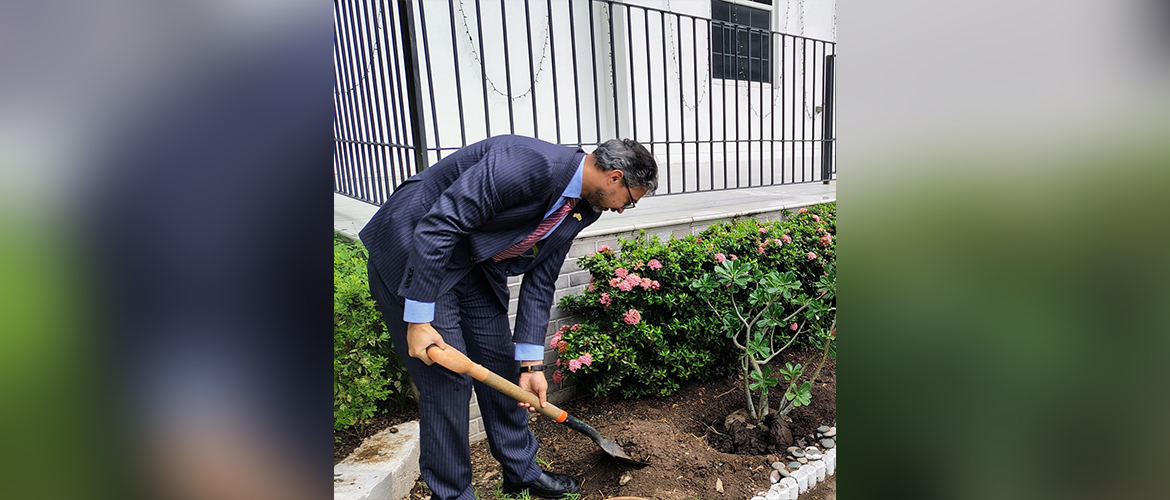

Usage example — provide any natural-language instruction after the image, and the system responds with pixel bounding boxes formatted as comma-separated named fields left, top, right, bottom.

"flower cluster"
left=623, top=308, right=642, bottom=325
left=608, top=269, right=659, bottom=291
left=549, top=324, right=594, bottom=384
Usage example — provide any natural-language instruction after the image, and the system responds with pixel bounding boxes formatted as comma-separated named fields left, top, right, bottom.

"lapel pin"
left=573, top=213, right=582, bottom=221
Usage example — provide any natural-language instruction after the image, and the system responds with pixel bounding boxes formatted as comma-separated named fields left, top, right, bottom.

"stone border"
left=752, top=447, right=836, bottom=500
left=334, top=422, right=421, bottom=500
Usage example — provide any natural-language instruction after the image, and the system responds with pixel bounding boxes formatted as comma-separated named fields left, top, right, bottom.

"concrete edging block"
left=334, top=421, right=420, bottom=500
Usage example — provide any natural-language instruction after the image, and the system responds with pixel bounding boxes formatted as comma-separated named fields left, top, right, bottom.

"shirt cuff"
left=514, top=343, right=544, bottom=361
left=403, top=299, right=435, bottom=323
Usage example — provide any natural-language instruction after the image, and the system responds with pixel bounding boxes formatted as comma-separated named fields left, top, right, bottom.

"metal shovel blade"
left=563, top=414, right=650, bottom=468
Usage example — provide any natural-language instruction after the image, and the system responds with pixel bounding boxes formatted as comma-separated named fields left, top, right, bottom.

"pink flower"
left=773, top=238, right=783, bottom=246
left=571, top=323, right=581, bottom=331
left=599, top=292, right=611, bottom=306
left=578, top=352, right=593, bottom=366
left=556, top=358, right=562, bottom=366
left=782, top=234, right=792, bottom=244
left=609, top=278, right=622, bottom=288
left=757, top=244, right=767, bottom=254
left=758, top=227, right=769, bottom=234
left=640, top=278, right=652, bottom=290
left=615, top=267, right=629, bottom=278
left=549, top=332, right=562, bottom=349
left=618, top=280, right=634, bottom=292
left=798, top=208, right=808, bottom=213
left=623, top=309, right=642, bottom=325
left=633, top=261, right=643, bottom=270
left=812, top=214, right=821, bottom=222
left=598, top=245, right=612, bottom=252
left=587, top=282, right=594, bottom=292
left=807, top=252, right=817, bottom=260
left=729, top=254, right=737, bottom=260
left=568, top=359, right=582, bottom=372
left=647, top=259, right=663, bottom=270
left=552, top=370, right=565, bottom=384
left=651, top=280, right=661, bottom=290
left=817, top=227, right=827, bottom=233
left=820, top=234, right=833, bottom=246
left=790, top=323, right=798, bottom=331
left=714, top=252, right=727, bottom=263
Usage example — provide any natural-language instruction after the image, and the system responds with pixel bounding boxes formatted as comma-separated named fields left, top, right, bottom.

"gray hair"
left=593, top=139, right=659, bottom=194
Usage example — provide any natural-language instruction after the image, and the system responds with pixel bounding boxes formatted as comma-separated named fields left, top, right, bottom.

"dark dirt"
left=334, top=405, right=420, bottom=464
left=407, top=345, right=835, bottom=499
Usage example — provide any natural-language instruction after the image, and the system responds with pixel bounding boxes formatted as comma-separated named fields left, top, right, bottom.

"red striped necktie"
left=492, top=198, right=579, bottom=261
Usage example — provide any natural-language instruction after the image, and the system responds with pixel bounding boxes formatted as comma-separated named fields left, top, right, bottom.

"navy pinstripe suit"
left=360, top=135, right=602, bottom=500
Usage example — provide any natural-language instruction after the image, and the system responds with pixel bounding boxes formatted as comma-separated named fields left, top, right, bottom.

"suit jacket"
left=359, top=135, right=602, bottom=346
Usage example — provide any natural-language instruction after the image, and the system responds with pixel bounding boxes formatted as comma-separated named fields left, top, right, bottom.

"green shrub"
left=334, top=234, right=413, bottom=434
left=555, top=203, right=836, bottom=399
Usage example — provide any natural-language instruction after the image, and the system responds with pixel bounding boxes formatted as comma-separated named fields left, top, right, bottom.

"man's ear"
left=610, top=169, right=624, bottom=184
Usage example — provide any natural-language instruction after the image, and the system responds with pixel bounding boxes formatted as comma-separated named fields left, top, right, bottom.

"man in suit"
left=360, top=135, right=658, bottom=500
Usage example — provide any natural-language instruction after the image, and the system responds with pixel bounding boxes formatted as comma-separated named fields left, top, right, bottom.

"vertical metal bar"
left=820, top=52, right=835, bottom=184
left=625, top=4, right=637, bottom=142
left=708, top=17, right=714, bottom=191
left=800, top=38, right=807, bottom=182
left=356, top=0, right=384, bottom=203
left=661, top=10, right=670, bottom=192
left=721, top=21, right=727, bottom=190
left=769, top=30, right=776, bottom=185
left=414, top=0, right=442, bottom=160
left=606, top=1, right=619, bottom=138
left=473, top=0, right=491, bottom=138
left=568, top=0, right=583, bottom=145
left=446, top=0, right=467, bottom=148
left=746, top=26, right=752, bottom=187
left=733, top=25, right=740, bottom=188
left=758, top=26, right=764, bottom=187
left=522, top=0, right=539, bottom=136
left=790, top=34, right=800, bottom=185
left=500, top=0, right=516, bottom=134
left=547, top=0, right=562, bottom=144
left=677, top=12, right=685, bottom=192
left=643, top=10, right=654, bottom=165
left=373, top=1, right=402, bottom=192
left=398, top=0, right=430, bottom=173
left=687, top=15, right=697, bottom=192
left=811, top=40, right=818, bottom=183
left=589, top=0, right=602, bottom=144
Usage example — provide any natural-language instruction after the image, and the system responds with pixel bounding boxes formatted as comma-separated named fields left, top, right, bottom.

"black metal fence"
left=334, top=0, right=835, bottom=206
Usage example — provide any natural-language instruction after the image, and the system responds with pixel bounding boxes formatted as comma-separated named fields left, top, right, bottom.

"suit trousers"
left=367, top=261, right=542, bottom=500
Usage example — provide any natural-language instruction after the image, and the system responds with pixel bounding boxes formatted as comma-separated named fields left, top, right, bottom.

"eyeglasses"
left=621, top=178, right=637, bottom=210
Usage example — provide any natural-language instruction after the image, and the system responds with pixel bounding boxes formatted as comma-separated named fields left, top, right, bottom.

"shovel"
left=426, top=344, right=649, bottom=468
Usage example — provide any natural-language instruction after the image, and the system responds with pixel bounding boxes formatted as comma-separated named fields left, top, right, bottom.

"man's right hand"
left=407, top=322, right=448, bottom=365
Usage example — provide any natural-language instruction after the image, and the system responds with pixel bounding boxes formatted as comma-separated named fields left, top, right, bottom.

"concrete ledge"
left=334, top=422, right=420, bottom=500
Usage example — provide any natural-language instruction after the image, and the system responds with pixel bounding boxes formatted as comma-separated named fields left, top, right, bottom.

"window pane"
left=712, top=0, right=729, bottom=22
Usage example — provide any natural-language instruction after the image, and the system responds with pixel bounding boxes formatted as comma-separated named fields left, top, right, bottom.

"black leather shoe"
left=501, top=470, right=580, bottom=499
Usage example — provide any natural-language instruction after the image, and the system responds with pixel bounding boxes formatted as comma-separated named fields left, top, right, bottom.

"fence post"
left=820, top=54, right=835, bottom=184
left=398, top=0, right=430, bottom=172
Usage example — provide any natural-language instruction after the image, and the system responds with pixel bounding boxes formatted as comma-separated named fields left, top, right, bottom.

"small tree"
left=690, top=260, right=836, bottom=422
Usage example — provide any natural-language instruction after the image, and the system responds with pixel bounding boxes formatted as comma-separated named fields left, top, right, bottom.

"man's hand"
left=406, top=322, right=447, bottom=365
left=517, top=362, right=547, bottom=413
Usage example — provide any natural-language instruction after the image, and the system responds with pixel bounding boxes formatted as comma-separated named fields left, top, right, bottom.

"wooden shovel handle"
left=426, top=344, right=568, bottom=423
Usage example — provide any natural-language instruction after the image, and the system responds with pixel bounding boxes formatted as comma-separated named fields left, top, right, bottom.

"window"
left=710, top=0, right=772, bottom=83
